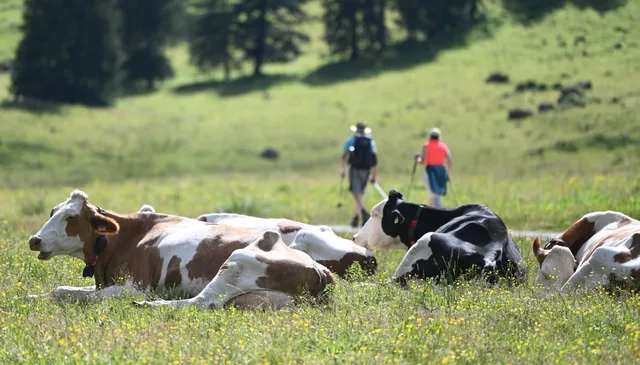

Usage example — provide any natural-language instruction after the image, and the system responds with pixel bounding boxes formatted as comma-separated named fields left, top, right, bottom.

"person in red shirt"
left=416, top=128, right=453, bottom=208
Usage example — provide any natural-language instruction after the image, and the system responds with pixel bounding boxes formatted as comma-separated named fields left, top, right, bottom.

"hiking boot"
left=361, top=209, right=371, bottom=225
left=350, top=215, right=359, bottom=228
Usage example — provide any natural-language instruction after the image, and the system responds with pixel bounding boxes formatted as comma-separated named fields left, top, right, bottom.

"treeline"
left=10, top=0, right=482, bottom=106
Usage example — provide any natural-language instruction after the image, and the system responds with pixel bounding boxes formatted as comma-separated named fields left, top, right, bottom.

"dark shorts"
left=349, top=167, right=370, bottom=195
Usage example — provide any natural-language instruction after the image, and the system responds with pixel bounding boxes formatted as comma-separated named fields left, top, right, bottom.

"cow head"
left=291, top=229, right=378, bottom=277
left=253, top=231, right=335, bottom=298
left=28, top=190, right=119, bottom=262
left=353, top=190, right=408, bottom=250
left=532, top=237, right=578, bottom=290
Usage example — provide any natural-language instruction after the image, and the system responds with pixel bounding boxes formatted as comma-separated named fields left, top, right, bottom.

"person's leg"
left=422, top=167, right=433, bottom=206
left=358, top=169, right=371, bottom=224
left=349, top=168, right=362, bottom=227
left=432, top=193, right=442, bottom=208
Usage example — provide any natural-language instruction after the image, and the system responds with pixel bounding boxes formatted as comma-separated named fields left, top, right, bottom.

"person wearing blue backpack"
left=340, top=120, right=378, bottom=228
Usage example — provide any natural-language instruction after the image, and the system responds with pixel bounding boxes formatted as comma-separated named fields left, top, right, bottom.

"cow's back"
left=435, top=206, right=526, bottom=279
left=197, top=213, right=316, bottom=245
left=576, top=221, right=640, bottom=264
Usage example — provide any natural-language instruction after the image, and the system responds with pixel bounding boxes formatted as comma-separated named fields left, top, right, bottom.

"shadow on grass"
left=303, top=22, right=489, bottom=87
left=172, top=74, right=297, bottom=97
left=501, top=0, right=628, bottom=24
left=0, top=99, right=63, bottom=115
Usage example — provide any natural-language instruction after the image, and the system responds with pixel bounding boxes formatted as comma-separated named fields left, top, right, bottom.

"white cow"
left=196, top=213, right=378, bottom=277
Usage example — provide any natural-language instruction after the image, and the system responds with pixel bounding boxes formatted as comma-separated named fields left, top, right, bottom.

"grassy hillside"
left=1, top=2, right=639, bottom=363
left=0, top=1, right=638, bottom=188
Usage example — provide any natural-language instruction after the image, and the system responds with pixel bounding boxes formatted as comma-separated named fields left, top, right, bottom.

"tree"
left=189, top=0, right=309, bottom=79
left=322, top=0, right=387, bottom=60
left=394, top=0, right=481, bottom=40
left=118, top=0, right=182, bottom=90
left=10, top=0, right=121, bottom=106
left=235, top=0, right=309, bottom=77
left=189, top=0, right=240, bottom=81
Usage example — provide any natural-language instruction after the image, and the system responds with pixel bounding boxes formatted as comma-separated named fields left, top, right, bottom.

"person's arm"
left=417, top=144, right=426, bottom=163
left=445, top=147, right=453, bottom=170
left=341, top=151, right=349, bottom=177
left=341, top=137, right=353, bottom=177
left=370, top=140, right=378, bottom=183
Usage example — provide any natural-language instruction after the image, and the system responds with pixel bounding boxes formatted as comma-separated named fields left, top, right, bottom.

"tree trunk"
left=146, top=77, right=154, bottom=90
left=378, top=0, right=386, bottom=51
left=348, top=7, right=359, bottom=60
left=223, top=55, right=230, bottom=81
left=252, top=0, right=267, bottom=77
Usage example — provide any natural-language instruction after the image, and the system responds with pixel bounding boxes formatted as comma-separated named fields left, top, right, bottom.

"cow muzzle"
left=29, top=235, right=52, bottom=260
left=360, top=254, right=378, bottom=275
left=29, top=235, right=42, bottom=251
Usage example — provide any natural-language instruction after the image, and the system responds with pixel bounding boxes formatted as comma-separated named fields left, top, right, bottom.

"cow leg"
left=225, top=291, right=295, bottom=310
left=135, top=250, right=266, bottom=309
left=27, top=282, right=144, bottom=302
left=26, top=285, right=97, bottom=300
left=561, top=245, right=638, bottom=292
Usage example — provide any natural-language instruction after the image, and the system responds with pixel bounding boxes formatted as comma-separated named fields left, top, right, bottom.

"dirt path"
left=328, top=225, right=561, bottom=240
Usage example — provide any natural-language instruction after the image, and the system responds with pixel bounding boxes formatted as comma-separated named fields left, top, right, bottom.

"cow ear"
left=91, top=214, right=119, bottom=235
left=391, top=210, right=405, bottom=225
left=532, top=237, right=548, bottom=265
left=256, top=231, right=281, bottom=251
left=388, top=190, right=403, bottom=201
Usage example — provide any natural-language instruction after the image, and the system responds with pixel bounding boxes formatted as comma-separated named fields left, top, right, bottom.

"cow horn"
left=532, top=237, right=548, bottom=265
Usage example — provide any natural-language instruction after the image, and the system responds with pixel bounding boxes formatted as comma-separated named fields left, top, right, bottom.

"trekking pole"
left=373, top=182, right=388, bottom=199
left=448, top=176, right=460, bottom=206
left=406, top=154, right=420, bottom=201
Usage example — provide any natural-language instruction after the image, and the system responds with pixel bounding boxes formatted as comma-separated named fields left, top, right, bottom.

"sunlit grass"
left=1, top=1, right=639, bottom=363
left=1, top=219, right=638, bottom=364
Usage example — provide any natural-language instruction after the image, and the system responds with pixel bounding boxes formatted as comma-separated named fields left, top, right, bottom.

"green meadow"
left=0, top=0, right=639, bottom=363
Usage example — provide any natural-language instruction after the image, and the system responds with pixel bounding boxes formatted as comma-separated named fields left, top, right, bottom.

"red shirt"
left=424, top=140, right=448, bottom=166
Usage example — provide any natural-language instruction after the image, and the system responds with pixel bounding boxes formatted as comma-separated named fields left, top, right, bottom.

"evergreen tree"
left=10, top=0, right=121, bottom=106
left=189, top=0, right=309, bottom=79
left=394, top=0, right=480, bottom=40
left=118, top=0, right=182, bottom=90
left=189, top=0, right=240, bottom=81
left=322, top=0, right=387, bottom=60
left=234, top=0, right=309, bottom=77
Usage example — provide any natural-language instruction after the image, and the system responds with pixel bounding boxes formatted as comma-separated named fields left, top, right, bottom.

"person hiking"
left=416, top=127, right=453, bottom=208
left=340, top=120, right=378, bottom=228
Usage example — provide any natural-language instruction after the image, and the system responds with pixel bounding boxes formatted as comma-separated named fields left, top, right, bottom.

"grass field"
left=0, top=1, right=639, bottom=187
left=1, top=218, right=640, bottom=364
left=1, top=0, right=639, bottom=363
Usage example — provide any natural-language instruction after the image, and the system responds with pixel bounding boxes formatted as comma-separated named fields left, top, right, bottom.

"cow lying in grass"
left=353, top=190, right=527, bottom=284
left=27, top=190, right=335, bottom=309
left=533, top=211, right=640, bottom=292
left=195, top=212, right=377, bottom=277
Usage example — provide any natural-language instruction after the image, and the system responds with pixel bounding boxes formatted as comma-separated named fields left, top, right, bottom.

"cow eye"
left=49, top=209, right=54, bottom=218
left=66, top=215, right=78, bottom=222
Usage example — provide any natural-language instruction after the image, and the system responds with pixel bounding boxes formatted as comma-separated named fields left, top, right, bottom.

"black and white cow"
left=353, top=190, right=527, bottom=284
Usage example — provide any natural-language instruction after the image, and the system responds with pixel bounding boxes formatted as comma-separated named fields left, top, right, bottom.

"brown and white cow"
left=195, top=213, right=377, bottom=277
left=27, top=190, right=335, bottom=309
left=532, top=211, right=640, bottom=292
